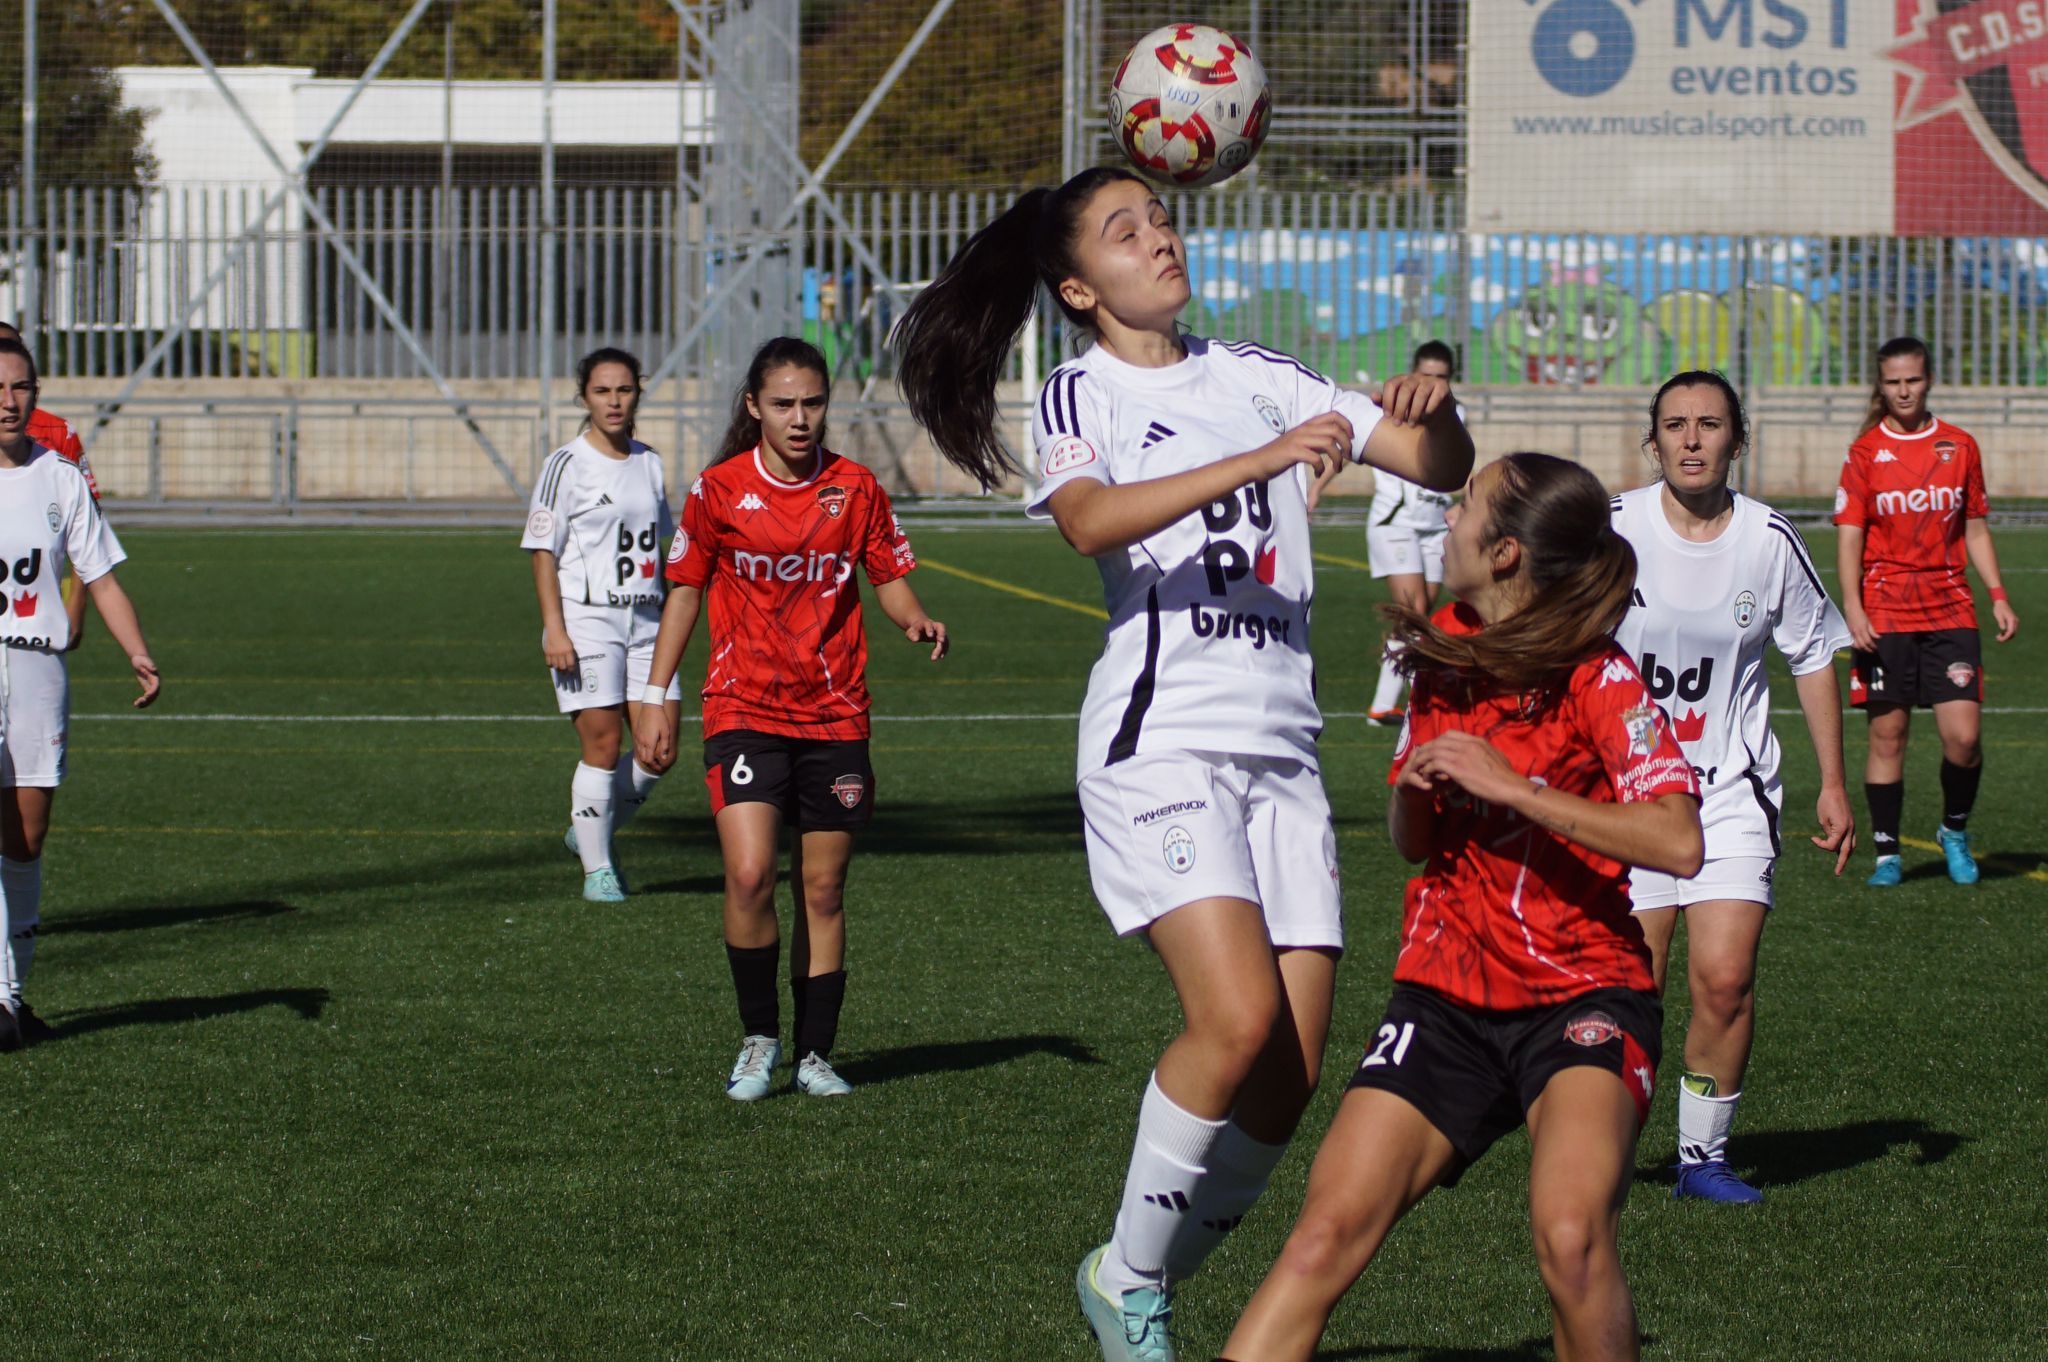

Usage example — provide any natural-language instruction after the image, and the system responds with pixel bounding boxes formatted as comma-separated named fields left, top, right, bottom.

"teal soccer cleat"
left=1866, top=855, right=1902, bottom=888
left=1077, top=1244, right=1174, bottom=1362
left=581, top=866, right=626, bottom=903
left=1938, top=827, right=1980, bottom=885
left=725, top=1035, right=781, bottom=1101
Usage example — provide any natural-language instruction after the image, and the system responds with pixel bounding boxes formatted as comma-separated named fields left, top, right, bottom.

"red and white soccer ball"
left=1109, top=23, right=1270, bottom=189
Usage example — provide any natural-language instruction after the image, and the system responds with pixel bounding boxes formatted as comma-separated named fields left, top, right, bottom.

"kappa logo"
left=1140, top=421, right=1176, bottom=449
left=1161, top=825, right=1197, bottom=874
left=1563, top=1010, right=1622, bottom=1048
left=1874, top=449, right=1898, bottom=463
left=737, top=492, right=768, bottom=512
left=1598, top=656, right=1636, bottom=688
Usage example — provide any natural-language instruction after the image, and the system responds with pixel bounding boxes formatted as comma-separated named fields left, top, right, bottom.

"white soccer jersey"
left=1366, top=404, right=1463, bottom=532
left=1026, top=336, right=1384, bottom=777
left=1611, top=486, right=1850, bottom=859
left=522, top=435, right=673, bottom=608
left=0, top=443, right=124, bottom=651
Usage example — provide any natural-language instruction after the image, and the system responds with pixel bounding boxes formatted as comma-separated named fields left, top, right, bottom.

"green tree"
left=0, top=3, right=154, bottom=185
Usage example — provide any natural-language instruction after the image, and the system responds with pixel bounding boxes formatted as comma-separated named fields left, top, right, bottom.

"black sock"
left=1866, top=781, right=1903, bottom=857
left=725, top=942, right=780, bottom=1038
left=789, top=974, right=809, bottom=1054
left=795, top=970, right=846, bottom=1061
left=1940, top=760, right=1983, bottom=832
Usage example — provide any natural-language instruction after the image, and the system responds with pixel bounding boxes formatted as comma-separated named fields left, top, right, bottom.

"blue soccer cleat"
left=1867, top=855, right=1903, bottom=888
left=581, top=866, right=626, bottom=903
left=1937, top=827, right=1979, bottom=885
left=1077, top=1244, right=1175, bottom=1362
left=725, top=1034, right=781, bottom=1102
left=1673, top=1160, right=1763, bottom=1204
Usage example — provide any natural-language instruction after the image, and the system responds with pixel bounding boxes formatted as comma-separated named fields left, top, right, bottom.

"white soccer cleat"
left=725, top=1035, right=781, bottom=1101
left=793, top=1052, right=854, bottom=1097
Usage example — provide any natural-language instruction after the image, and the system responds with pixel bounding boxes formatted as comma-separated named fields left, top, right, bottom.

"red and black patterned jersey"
left=667, top=447, right=915, bottom=740
left=1386, top=604, right=1699, bottom=1011
left=27, top=408, right=97, bottom=499
left=1833, top=417, right=1988, bottom=633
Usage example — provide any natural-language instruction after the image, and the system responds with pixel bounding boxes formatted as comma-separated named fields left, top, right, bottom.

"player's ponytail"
left=1389, top=452, right=1637, bottom=701
left=895, top=166, right=1151, bottom=491
left=711, top=336, right=830, bottom=465
left=1861, top=335, right=1932, bottom=434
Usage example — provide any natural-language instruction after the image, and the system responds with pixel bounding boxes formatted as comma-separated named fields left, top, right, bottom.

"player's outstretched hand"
left=1992, top=597, right=2019, bottom=643
left=542, top=623, right=578, bottom=673
left=905, top=616, right=949, bottom=661
left=1255, top=412, right=1353, bottom=480
left=1813, top=784, right=1856, bottom=876
left=130, top=654, right=161, bottom=709
left=634, top=705, right=675, bottom=771
left=1375, top=372, right=1452, bottom=426
left=1406, top=730, right=1530, bottom=808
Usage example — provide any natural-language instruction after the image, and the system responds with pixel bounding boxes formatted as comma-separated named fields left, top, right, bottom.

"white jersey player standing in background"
left=892, top=167, right=1473, bottom=1362
left=522, top=347, right=683, bottom=903
left=1611, top=370, right=1855, bottom=1205
left=0, top=337, right=161, bottom=1050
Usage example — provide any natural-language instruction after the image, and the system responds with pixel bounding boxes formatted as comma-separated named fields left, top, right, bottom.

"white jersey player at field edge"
left=0, top=337, right=162, bottom=1051
left=893, top=167, right=1473, bottom=1362
left=521, top=347, right=684, bottom=903
left=1611, top=370, right=1856, bottom=1206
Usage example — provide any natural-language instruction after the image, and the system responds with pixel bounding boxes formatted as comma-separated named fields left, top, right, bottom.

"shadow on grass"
left=1635, top=1118, right=1967, bottom=1188
left=46, top=988, right=331, bottom=1042
left=635, top=874, right=728, bottom=896
left=44, top=899, right=298, bottom=935
left=1899, top=847, right=2046, bottom=883
left=836, top=1033, right=1102, bottom=1086
left=1315, top=1339, right=1558, bottom=1360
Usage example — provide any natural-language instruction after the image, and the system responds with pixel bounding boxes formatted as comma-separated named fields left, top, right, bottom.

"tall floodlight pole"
left=22, top=0, right=38, bottom=345
left=540, top=0, right=557, bottom=460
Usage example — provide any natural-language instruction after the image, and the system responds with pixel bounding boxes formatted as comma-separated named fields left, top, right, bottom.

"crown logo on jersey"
left=12, top=592, right=37, bottom=617
left=1673, top=708, right=1707, bottom=744
left=815, top=485, right=848, bottom=519
left=1891, top=4, right=2048, bottom=211
left=1140, top=421, right=1176, bottom=448
left=639, top=560, right=656, bottom=579
left=737, top=493, right=767, bottom=512
left=1254, top=545, right=1277, bottom=586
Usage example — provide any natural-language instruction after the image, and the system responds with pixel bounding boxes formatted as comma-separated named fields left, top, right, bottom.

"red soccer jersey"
left=667, top=447, right=915, bottom=741
left=1833, top=417, right=1987, bottom=633
left=1386, top=604, right=1700, bottom=1011
left=27, top=408, right=97, bottom=499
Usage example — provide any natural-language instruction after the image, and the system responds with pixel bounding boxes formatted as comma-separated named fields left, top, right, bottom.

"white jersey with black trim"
left=1366, top=403, right=1463, bottom=532
left=0, top=444, right=124, bottom=650
left=1026, top=336, right=1384, bottom=778
left=522, top=434, right=673, bottom=608
left=1611, top=485, right=1849, bottom=859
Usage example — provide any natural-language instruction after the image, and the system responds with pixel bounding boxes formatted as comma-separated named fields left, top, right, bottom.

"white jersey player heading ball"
left=894, top=166, right=1473, bottom=1362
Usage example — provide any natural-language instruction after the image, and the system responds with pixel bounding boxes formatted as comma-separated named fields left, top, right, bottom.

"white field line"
left=70, top=708, right=2048, bottom=723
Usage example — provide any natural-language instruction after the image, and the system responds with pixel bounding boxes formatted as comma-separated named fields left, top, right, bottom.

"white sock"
left=1, top=857, right=40, bottom=1010
left=1164, top=1119, right=1289, bottom=1280
left=610, top=760, right=662, bottom=836
left=1370, top=641, right=1407, bottom=713
left=1098, top=1074, right=1228, bottom=1297
left=1676, top=1073, right=1741, bottom=1166
left=570, top=762, right=616, bottom=873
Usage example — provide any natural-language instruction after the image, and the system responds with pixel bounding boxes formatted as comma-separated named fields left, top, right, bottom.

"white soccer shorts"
left=547, top=601, right=682, bottom=714
left=1630, top=855, right=1776, bottom=912
left=1076, top=748, right=1343, bottom=949
left=0, top=644, right=69, bottom=789
left=1366, top=524, right=1446, bottom=582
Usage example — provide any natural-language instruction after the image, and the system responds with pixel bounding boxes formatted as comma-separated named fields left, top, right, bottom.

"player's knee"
left=799, top=874, right=845, bottom=919
left=583, top=733, right=623, bottom=768
left=1531, top=1211, right=1607, bottom=1301
left=1276, top=1205, right=1374, bottom=1289
left=725, top=860, right=777, bottom=906
left=1198, top=997, right=1284, bottom=1075
left=1941, top=737, right=1981, bottom=767
left=1690, top=961, right=1755, bottom=1028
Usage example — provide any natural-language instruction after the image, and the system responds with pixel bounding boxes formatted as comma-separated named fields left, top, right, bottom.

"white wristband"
left=638, top=683, right=671, bottom=707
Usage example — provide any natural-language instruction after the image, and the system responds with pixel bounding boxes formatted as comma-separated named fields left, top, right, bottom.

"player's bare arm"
left=1963, top=517, right=2020, bottom=642
left=62, top=568, right=88, bottom=651
left=1044, top=414, right=1346, bottom=557
left=1360, top=373, right=1473, bottom=494
left=1835, top=524, right=1878, bottom=651
left=530, top=550, right=577, bottom=671
left=873, top=577, right=948, bottom=661
left=82, top=571, right=160, bottom=709
left=1407, top=730, right=1703, bottom=877
left=1793, top=663, right=1857, bottom=875
left=1387, top=773, right=1438, bottom=863
left=633, top=584, right=703, bottom=770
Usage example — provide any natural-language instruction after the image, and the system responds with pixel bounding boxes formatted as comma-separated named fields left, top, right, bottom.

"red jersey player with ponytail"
left=1835, top=336, right=2019, bottom=887
left=1223, top=453, right=1702, bottom=1362
left=634, top=337, right=946, bottom=1102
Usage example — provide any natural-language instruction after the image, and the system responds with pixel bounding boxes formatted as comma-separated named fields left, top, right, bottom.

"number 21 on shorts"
left=1362, top=1021, right=1416, bottom=1069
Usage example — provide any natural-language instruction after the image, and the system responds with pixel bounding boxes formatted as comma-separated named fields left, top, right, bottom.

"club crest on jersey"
left=816, top=485, right=849, bottom=519
left=1832, top=486, right=1849, bottom=516
left=1936, top=440, right=1956, bottom=462
left=526, top=509, right=555, bottom=540
left=45, top=503, right=60, bottom=533
left=1563, top=1011, right=1621, bottom=1048
left=1252, top=394, right=1286, bottom=434
left=1042, top=435, right=1097, bottom=476
left=830, top=773, right=866, bottom=809
left=1948, top=661, right=1977, bottom=689
left=1622, top=701, right=1662, bottom=758
left=1161, top=826, right=1197, bottom=874
left=1733, top=590, right=1757, bottom=628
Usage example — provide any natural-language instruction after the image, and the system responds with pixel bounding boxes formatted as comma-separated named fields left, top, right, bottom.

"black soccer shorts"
left=1850, top=627, right=1982, bottom=709
left=702, top=728, right=875, bottom=831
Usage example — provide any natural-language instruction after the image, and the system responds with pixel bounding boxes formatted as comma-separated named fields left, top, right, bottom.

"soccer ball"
left=1108, top=24, right=1270, bottom=189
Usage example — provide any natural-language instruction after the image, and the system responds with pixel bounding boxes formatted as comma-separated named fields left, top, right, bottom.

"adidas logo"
left=1201, top=1214, right=1245, bottom=1234
left=738, top=493, right=767, bottom=511
left=573, top=806, right=602, bottom=819
left=1631, top=587, right=1647, bottom=608
left=596, top=493, right=613, bottom=505
left=1141, top=1190, right=1191, bottom=1213
left=1140, top=421, right=1176, bottom=449
left=1874, top=449, right=1897, bottom=463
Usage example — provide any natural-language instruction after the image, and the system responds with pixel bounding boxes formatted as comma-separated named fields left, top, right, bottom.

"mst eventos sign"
left=1470, top=0, right=1890, bottom=233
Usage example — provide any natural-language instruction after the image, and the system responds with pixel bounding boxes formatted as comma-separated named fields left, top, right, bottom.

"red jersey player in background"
left=0, top=323, right=98, bottom=649
left=1834, top=336, right=2019, bottom=888
left=634, top=337, right=947, bottom=1101
left=1223, top=454, right=1703, bottom=1362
